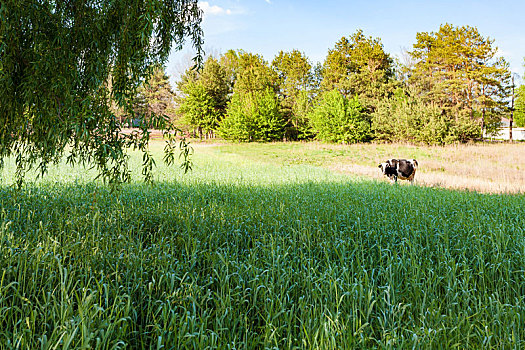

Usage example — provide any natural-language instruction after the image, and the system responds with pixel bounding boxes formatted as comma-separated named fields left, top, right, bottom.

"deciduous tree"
left=177, top=56, right=228, bottom=138
left=272, top=50, right=314, bottom=139
left=515, top=85, right=525, bottom=128
left=309, top=90, right=371, bottom=143
left=0, top=0, right=202, bottom=186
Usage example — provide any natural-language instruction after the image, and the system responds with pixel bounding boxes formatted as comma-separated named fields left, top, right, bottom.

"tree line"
left=130, top=24, right=524, bottom=145
left=2, top=3, right=524, bottom=185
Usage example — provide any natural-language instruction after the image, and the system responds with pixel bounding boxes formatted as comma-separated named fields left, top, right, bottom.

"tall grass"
left=0, top=143, right=524, bottom=348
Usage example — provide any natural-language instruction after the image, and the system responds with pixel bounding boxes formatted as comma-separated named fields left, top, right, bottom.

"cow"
left=378, top=159, right=418, bottom=184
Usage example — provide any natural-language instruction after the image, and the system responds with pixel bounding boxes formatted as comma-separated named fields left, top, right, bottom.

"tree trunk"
left=481, top=108, right=485, bottom=141
left=481, top=85, right=486, bottom=141
left=510, top=75, right=515, bottom=143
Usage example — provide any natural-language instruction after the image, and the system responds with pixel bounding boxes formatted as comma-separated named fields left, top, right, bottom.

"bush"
left=219, top=88, right=285, bottom=141
left=309, top=90, right=371, bottom=143
left=515, top=85, right=525, bottom=128
left=372, top=92, right=480, bottom=145
left=286, top=90, right=314, bottom=140
left=179, top=82, right=221, bottom=137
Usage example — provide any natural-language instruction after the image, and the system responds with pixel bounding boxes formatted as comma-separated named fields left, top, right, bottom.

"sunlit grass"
left=0, top=141, right=524, bottom=348
left=212, top=141, right=525, bottom=193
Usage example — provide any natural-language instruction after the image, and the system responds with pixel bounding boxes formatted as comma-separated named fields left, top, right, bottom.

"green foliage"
left=408, top=24, right=510, bottom=136
left=0, top=0, right=202, bottom=186
left=321, top=30, right=395, bottom=111
left=312, top=62, right=324, bottom=95
left=373, top=93, right=445, bottom=144
left=287, top=90, right=314, bottom=140
left=219, top=49, right=240, bottom=93
left=163, top=25, right=514, bottom=146
left=176, top=65, right=200, bottom=91
left=135, top=66, right=177, bottom=123
left=233, top=51, right=279, bottom=95
left=309, top=90, right=371, bottom=143
left=515, top=85, right=525, bottom=127
left=372, top=90, right=482, bottom=144
left=177, top=57, right=228, bottom=137
left=272, top=50, right=313, bottom=95
left=179, top=82, right=221, bottom=135
left=199, top=56, right=229, bottom=113
left=272, top=50, right=315, bottom=140
left=450, top=113, right=484, bottom=142
left=219, top=88, right=284, bottom=141
left=217, top=51, right=283, bottom=142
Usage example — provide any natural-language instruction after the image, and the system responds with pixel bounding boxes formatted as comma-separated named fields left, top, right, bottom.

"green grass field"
left=0, top=142, right=524, bottom=349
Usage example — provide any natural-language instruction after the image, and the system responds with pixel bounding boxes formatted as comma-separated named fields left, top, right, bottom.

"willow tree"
left=0, top=0, right=203, bottom=186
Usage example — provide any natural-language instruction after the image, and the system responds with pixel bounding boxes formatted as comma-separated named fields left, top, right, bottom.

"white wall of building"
left=485, top=127, right=525, bottom=141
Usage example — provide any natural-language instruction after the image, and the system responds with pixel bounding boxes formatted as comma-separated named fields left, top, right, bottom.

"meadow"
left=0, top=141, right=524, bottom=349
left=212, top=141, right=525, bottom=194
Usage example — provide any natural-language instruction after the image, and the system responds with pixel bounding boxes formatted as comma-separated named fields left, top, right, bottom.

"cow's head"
left=378, top=162, right=389, bottom=174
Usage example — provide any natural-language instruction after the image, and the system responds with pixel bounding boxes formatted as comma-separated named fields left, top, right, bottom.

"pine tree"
left=219, top=88, right=284, bottom=142
left=179, top=82, right=220, bottom=137
left=219, top=51, right=284, bottom=141
left=408, top=24, right=511, bottom=136
left=135, top=66, right=177, bottom=126
left=321, top=30, right=395, bottom=111
left=309, top=90, right=371, bottom=144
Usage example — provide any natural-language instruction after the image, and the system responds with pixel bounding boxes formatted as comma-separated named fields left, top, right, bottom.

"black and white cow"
left=378, top=159, right=418, bottom=184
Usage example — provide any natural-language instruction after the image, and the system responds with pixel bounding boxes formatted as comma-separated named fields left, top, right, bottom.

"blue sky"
left=168, top=0, right=525, bottom=82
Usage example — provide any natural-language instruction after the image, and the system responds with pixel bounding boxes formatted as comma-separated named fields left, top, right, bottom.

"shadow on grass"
left=0, top=180, right=524, bottom=348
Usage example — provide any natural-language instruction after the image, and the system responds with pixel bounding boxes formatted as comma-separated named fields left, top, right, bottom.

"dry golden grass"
left=326, top=142, right=525, bottom=194
left=197, top=141, right=525, bottom=194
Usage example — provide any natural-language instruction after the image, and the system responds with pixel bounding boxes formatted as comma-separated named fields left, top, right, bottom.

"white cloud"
left=199, top=1, right=232, bottom=16
left=264, top=0, right=272, bottom=4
